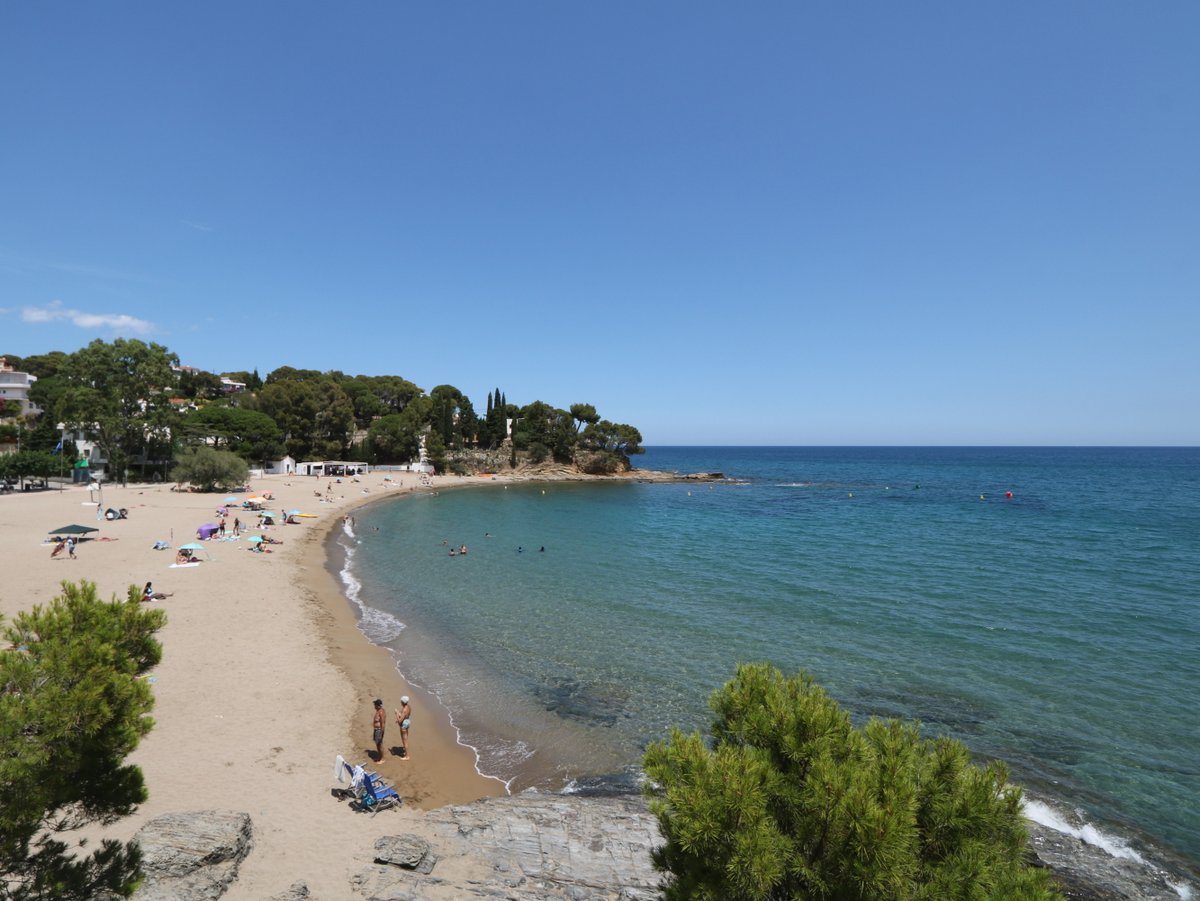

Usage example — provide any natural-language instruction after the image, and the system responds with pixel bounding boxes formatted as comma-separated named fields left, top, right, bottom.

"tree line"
left=0, top=339, right=643, bottom=484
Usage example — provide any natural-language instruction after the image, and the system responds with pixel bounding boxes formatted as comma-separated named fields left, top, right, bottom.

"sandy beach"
left=0, top=471, right=511, bottom=898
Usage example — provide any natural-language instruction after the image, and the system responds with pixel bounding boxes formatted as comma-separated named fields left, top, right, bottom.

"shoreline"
left=0, top=469, right=527, bottom=897
left=2, top=466, right=1193, bottom=898
left=299, top=485, right=509, bottom=807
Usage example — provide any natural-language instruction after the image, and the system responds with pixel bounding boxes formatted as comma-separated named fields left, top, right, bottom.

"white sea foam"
left=357, top=605, right=406, bottom=643
left=339, top=537, right=405, bottom=642
left=1023, top=798, right=1146, bottom=863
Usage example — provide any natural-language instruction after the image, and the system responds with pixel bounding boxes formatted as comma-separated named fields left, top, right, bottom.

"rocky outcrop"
left=350, top=794, right=661, bottom=900
left=1026, top=822, right=1191, bottom=901
left=125, top=798, right=1194, bottom=900
left=131, top=810, right=253, bottom=901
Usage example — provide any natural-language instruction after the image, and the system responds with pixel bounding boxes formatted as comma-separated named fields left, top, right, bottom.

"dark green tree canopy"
left=178, top=405, right=283, bottom=465
left=512, top=400, right=576, bottom=463
left=11, top=342, right=646, bottom=477
left=54, top=339, right=180, bottom=483
left=177, top=368, right=225, bottom=401
left=644, top=663, right=1059, bottom=901
left=1, top=581, right=166, bottom=899
left=257, top=376, right=355, bottom=461
left=367, top=412, right=421, bottom=464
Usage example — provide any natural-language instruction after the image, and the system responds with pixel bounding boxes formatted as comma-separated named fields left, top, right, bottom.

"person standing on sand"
left=372, top=698, right=386, bottom=762
left=395, top=696, right=412, bottom=759
left=66, top=536, right=77, bottom=559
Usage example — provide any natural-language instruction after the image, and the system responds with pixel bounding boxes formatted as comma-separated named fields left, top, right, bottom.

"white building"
left=0, top=357, right=40, bottom=416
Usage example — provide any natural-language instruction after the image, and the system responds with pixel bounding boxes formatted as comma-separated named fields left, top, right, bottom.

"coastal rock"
left=374, top=834, right=437, bottom=874
left=1026, top=822, right=1192, bottom=901
left=131, top=810, right=253, bottom=901
left=418, top=793, right=661, bottom=900
left=266, top=882, right=311, bottom=901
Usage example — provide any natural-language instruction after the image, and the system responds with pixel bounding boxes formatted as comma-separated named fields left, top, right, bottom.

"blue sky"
left=2, top=3, right=1197, bottom=445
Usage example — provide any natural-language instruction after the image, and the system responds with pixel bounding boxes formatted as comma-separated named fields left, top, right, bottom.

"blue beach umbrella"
left=246, top=535, right=264, bottom=543
left=287, top=509, right=301, bottom=516
left=179, top=543, right=204, bottom=550
left=224, top=496, right=239, bottom=503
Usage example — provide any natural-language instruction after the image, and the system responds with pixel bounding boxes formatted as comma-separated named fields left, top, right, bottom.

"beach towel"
left=334, top=754, right=348, bottom=782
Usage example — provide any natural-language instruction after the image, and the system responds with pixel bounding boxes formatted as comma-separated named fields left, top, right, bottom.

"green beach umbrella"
left=49, top=524, right=99, bottom=536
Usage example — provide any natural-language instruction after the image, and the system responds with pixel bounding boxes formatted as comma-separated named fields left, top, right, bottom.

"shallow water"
left=334, top=446, right=1200, bottom=883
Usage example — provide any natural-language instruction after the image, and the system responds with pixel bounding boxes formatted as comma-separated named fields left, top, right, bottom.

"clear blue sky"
left=3, top=3, right=1197, bottom=445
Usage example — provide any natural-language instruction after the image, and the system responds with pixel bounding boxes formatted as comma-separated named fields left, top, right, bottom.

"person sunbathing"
left=142, top=582, right=173, bottom=601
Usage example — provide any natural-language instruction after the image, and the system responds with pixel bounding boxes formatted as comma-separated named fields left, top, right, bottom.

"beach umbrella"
left=224, top=496, right=239, bottom=503
left=246, top=496, right=266, bottom=503
left=287, top=509, right=301, bottom=516
left=180, top=543, right=204, bottom=550
left=246, top=535, right=264, bottom=543
left=49, top=524, right=99, bottom=536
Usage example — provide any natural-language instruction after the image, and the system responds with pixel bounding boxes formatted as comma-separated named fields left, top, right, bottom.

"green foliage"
left=0, top=450, right=61, bottom=483
left=512, top=401, right=575, bottom=462
left=0, top=581, right=166, bottom=899
left=579, top=420, right=644, bottom=460
left=569, top=403, right=599, bottom=432
left=428, top=385, right=477, bottom=449
left=644, top=664, right=1060, bottom=901
left=55, top=339, right=180, bottom=484
left=178, top=406, right=283, bottom=466
left=366, top=413, right=421, bottom=464
left=177, top=368, right=225, bottom=401
left=7, top=352, right=69, bottom=380
left=423, top=431, right=447, bottom=473
left=171, top=445, right=249, bottom=491
left=257, top=376, right=355, bottom=460
left=221, top=369, right=262, bottom=391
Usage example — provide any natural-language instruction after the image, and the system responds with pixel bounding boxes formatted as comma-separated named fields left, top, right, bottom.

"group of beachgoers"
left=371, top=696, right=412, bottom=762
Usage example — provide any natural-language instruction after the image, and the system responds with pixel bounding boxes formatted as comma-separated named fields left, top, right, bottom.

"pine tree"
left=644, top=663, right=1061, bottom=901
left=1, top=581, right=166, bottom=899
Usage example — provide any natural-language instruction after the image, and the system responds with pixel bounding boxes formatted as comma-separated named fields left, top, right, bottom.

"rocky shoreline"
left=129, top=794, right=1194, bottom=900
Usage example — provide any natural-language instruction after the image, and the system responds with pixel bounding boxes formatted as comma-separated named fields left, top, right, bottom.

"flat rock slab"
left=419, top=793, right=661, bottom=900
left=375, top=834, right=436, bottom=874
left=132, top=810, right=253, bottom=901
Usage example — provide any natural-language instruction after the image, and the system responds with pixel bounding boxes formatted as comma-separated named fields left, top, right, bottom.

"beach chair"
left=356, top=771, right=402, bottom=815
left=333, top=757, right=401, bottom=815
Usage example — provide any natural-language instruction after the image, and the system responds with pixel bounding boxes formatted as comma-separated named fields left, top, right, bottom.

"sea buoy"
left=1006, top=490, right=1013, bottom=498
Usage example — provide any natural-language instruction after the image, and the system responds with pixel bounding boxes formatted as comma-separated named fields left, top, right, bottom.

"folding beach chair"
left=357, top=770, right=401, bottom=815
left=332, top=756, right=401, bottom=815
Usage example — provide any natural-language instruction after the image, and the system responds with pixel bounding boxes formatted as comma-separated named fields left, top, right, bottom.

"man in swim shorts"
left=372, top=698, right=386, bottom=762
left=395, top=696, right=412, bottom=759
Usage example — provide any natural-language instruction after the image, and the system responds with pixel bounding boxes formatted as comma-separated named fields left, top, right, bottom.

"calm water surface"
left=333, top=447, right=1199, bottom=881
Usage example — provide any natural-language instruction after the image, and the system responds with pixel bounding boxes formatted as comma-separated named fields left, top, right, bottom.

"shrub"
left=644, top=663, right=1060, bottom=900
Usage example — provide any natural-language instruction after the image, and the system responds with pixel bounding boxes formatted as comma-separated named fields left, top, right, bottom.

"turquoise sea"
left=332, top=447, right=1199, bottom=888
